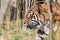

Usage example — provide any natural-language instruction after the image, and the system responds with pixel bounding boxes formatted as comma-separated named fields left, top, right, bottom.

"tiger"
left=24, top=1, right=60, bottom=40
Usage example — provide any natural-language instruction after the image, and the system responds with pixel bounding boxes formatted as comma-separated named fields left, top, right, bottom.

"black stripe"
left=39, top=36, right=44, bottom=40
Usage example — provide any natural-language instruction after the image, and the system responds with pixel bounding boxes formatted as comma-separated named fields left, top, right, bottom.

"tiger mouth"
left=27, top=24, right=37, bottom=29
left=24, top=22, right=41, bottom=30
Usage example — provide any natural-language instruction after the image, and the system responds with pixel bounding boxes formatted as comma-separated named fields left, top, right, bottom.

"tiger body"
left=24, top=2, right=60, bottom=40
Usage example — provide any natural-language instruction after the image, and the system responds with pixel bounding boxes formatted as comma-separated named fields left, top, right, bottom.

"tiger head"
left=24, top=10, right=42, bottom=30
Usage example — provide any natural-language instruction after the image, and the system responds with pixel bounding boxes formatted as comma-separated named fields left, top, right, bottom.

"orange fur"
left=24, top=2, right=60, bottom=40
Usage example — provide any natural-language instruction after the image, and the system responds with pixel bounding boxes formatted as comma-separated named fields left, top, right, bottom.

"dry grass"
left=0, top=20, right=37, bottom=40
left=0, top=19, right=57, bottom=40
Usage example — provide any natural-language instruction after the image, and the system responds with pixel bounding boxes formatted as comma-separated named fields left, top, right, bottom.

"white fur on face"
left=36, top=36, right=42, bottom=40
left=28, top=11, right=33, bottom=18
left=40, top=35, right=47, bottom=38
left=44, top=25, right=50, bottom=35
left=36, top=21, right=42, bottom=29
left=53, top=24, right=57, bottom=32
left=37, top=25, right=41, bottom=29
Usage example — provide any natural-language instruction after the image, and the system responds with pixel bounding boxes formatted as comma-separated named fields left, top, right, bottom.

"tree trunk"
left=46, top=0, right=53, bottom=40
left=25, top=0, right=28, bottom=15
left=0, top=0, right=1, bottom=9
left=4, top=0, right=11, bottom=30
left=0, top=0, right=10, bottom=25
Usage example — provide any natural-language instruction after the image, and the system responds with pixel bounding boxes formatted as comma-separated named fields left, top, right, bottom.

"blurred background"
left=1, top=0, right=60, bottom=40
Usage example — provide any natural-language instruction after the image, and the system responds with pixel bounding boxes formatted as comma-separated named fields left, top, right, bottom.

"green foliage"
left=20, top=19, right=23, bottom=29
left=0, top=30, right=3, bottom=36
left=52, top=32, right=57, bottom=40
left=14, top=36, right=22, bottom=40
